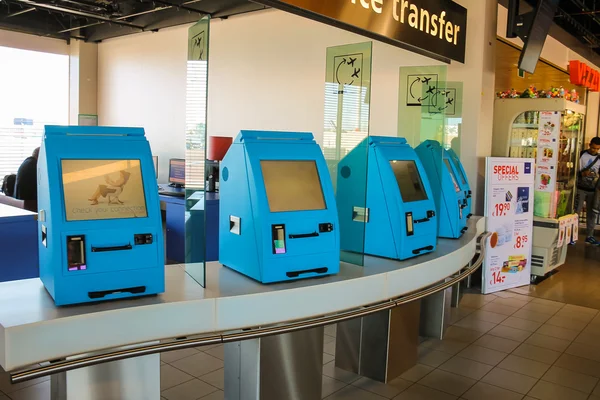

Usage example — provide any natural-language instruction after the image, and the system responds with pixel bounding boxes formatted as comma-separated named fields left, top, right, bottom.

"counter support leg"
left=50, top=373, right=67, bottom=400
left=50, top=354, right=160, bottom=400
left=335, top=301, right=420, bottom=383
left=224, top=327, right=324, bottom=400
left=420, top=286, right=452, bottom=340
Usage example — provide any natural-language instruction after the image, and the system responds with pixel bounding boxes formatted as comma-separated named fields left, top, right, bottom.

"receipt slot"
left=337, top=136, right=437, bottom=260
left=219, top=130, right=340, bottom=283
left=38, top=125, right=165, bottom=306
left=415, top=140, right=468, bottom=238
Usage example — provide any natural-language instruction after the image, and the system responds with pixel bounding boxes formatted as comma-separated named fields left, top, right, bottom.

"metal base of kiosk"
left=335, top=301, right=420, bottom=383
left=51, top=354, right=159, bottom=400
left=224, top=327, right=324, bottom=400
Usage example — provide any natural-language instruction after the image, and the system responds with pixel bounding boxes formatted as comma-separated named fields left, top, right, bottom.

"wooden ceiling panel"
left=495, top=39, right=586, bottom=104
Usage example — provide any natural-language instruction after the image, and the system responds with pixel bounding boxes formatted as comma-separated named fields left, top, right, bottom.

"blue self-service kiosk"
left=38, top=125, right=165, bottom=306
left=219, top=130, right=340, bottom=283
left=447, top=148, right=472, bottom=220
left=337, top=136, right=437, bottom=260
left=415, top=140, right=468, bottom=239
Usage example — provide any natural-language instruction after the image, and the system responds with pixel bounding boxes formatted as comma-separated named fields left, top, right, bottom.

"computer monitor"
left=169, top=159, right=185, bottom=187
left=152, top=156, right=158, bottom=180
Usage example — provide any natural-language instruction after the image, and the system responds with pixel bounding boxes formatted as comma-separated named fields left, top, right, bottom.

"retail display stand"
left=493, top=98, right=585, bottom=279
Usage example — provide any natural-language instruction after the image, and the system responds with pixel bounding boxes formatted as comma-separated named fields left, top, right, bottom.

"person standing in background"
left=14, top=147, right=40, bottom=211
left=576, top=137, right=600, bottom=245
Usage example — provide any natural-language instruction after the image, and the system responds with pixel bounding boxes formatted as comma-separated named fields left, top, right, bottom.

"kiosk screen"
left=444, top=159, right=461, bottom=193
left=61, top=159, right=148, bottom=221
left=261, top=160, right=326, bottom=212
left=389, top=160, right=428, bottom=203
left=451, top=158, right=467, bottom=186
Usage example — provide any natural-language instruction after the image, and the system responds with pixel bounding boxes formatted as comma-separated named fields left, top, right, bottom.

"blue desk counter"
left=0, top=204, right=38, bottom=282
left=159, top=187, right=219, bottom=263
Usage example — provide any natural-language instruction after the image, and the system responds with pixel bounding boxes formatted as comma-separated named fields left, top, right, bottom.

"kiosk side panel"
left=219, top=143, right=261, bottom=281
left=38, top=142, right=56, bottom=298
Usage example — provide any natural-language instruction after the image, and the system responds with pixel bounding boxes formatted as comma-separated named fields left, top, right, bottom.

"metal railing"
left=11, top=232, right=490, bottom=383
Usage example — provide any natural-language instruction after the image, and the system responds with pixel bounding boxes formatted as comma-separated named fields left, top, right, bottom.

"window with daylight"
left=184, top=55, right=208, bottom=189
left=0, top=46, right=69, bottom=182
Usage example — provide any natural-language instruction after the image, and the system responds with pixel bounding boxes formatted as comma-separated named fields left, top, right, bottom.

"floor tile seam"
left=460, top=342, right=511, bottom=365
left=573, top=316, right=600, bottom=345
left=524, top=373, right=600, bottom=399
left=486, top=324, right=535, bottom=342
left=418, top=368, right=478, bottom=398
left=490, top=298, right=532, bottom=309
left=166, top=360, right=207, bottom=379
left=544, top=318, right=589, bottom=334
left=197, top=374, right=227, bottom=392
left=495, top=356, right=553, bottom=380
left=324, top=378, right=351, bottom=399
left=559, top=348, right=600, bottom=367
left=503, top=313, right=548, bottom=326
left=197, top=390, right=226, bottom=400
left=164, top=377, right=221, bottom=396
left=471, top=378, right=531, bottom=398
left=523, top=371, right=543, bottom=399
left=518, top=328, right=574, bottom=372
left=521, top=340, right=600, bottom=399
left=323, top=381, right=365, bottom=400
left=480, top=365, right=541, bottom=387
left=508, top=343, right=561, bottom=365
left=160, top=373, right=196, bottom=392
left=538, top=376, right=598, bottom=395
left=350, top=377, right=415, bottom=398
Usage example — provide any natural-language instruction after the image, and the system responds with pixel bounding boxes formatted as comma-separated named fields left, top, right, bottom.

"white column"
left=69, top=40, right=98, bottom=125
left=448, top=0, right=498, bottom=215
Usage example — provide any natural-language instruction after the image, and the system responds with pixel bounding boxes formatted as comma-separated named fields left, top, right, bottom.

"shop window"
left=0, top=46, right=68, bottom=181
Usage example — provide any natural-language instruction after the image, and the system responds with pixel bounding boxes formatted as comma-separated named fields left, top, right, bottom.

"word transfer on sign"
left=350, top=0, right=462, bottom=45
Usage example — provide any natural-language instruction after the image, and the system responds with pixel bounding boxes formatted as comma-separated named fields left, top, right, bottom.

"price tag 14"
left=491, top=271, right=506, bottom=285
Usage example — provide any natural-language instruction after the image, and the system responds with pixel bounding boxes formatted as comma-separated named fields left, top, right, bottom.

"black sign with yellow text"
left=255, top=0, right=467, bottom=63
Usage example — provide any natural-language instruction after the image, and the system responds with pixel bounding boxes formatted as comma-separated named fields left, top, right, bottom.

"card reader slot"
left=288, top=232, right=319, bottom=239
left=412, top=245, right=434, bottom=255
left=91, top=244, right=133, bottom=253
left=286, top=267, right=328, bottom=278
left=414, top=217, right=431, bottom=224
left=88, top=286, right=146, bottom=299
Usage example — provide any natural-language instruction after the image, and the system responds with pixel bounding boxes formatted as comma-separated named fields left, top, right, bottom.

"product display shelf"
left=493, top=98, right=585, bottom=278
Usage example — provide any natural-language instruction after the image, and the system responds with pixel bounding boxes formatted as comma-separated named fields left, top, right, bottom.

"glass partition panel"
left=443, top=82, right=464, bottom=158
left=323, top=42, right=372, bottom=267
left=184, top=17, right=210, bottom=287
left=399, top=66, right=449, bottom=243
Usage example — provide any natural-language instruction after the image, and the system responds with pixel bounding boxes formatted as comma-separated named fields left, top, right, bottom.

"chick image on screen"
left=88, top=170, right=131, bottom=205
left=62, top=159, right=148, bottom=221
